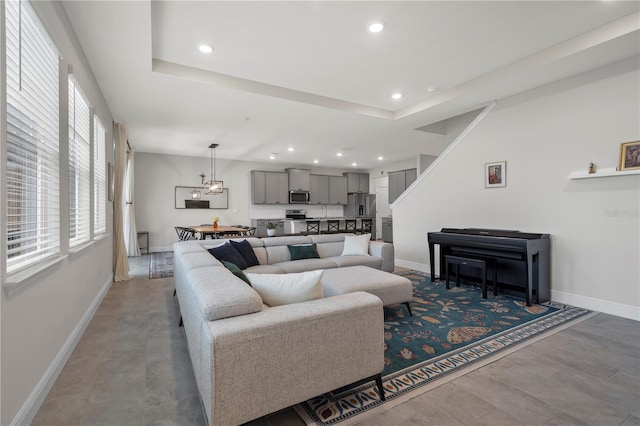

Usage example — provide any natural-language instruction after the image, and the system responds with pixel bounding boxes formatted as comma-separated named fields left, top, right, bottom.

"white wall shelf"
left=568, top=167, right=640, bottom=180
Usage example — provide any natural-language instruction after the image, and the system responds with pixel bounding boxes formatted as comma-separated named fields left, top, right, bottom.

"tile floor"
left=33, top=255, right=640, bottom=425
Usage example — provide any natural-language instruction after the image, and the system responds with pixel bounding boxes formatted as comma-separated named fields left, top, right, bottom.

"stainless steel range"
left=284, top=209, right=307, bottom=234
left=285, top=209, right=307, bottom=220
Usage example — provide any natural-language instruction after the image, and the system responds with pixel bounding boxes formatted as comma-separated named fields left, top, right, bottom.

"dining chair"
left=175, top=226, right=196, bottom=241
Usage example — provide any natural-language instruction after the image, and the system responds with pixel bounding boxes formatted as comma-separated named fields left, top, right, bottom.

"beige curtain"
left=124, top=150, right=140, bottom=256
left=113, top=122, right=130, bottom=281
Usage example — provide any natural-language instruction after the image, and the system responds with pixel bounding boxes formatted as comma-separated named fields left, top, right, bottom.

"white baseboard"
left=12, top=275, right=113, bottom=426
left=395, top=260, right=639, bottom=322
left=551, top=289, right=639, bottom=321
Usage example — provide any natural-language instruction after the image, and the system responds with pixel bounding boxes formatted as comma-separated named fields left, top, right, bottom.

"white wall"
left=135, top=153, right=361, bottom=251
left=1, top=3, right=114, bottom=424
left=393, top=58, right=640, bottom=320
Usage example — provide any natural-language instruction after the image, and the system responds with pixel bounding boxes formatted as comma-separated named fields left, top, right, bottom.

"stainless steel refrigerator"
left=346, top=194, right=376, bottom=235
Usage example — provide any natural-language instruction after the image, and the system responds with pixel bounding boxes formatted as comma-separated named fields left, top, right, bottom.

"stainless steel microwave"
left=289, top=191, right=310, bottom=204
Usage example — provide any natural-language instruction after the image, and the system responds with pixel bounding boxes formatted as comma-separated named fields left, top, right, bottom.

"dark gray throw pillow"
left=221, top=261, right=252, bottom=286
left=287, top=243, right=320, bottom=261
left=230, top=239, right=260, bottom=267
left=208, top=243, right=248, bottom=270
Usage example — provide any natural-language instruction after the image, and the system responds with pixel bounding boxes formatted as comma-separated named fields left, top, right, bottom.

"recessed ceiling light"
left=288, top=147, right=294, bottom=152
left=391, top=93, right=402, bottom=100
left=352, top=162, right=357, bottom=167
left=378, top=156, right=383, bottom=161
left=269, top=153, right=277, bottom=160
left=313, top=159, right=319, bottom=164
left=427, top=87, right=439, bottom=93
left=337, top=152, right=343, bottom=157
left=198, top=44, right=213, bottom=54
left=369, top=22, right=384, bottom=33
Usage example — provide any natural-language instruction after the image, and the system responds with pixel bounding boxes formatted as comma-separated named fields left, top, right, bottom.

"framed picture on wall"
left=485, top=161, right=506, bottom=188
left=619, top=141, right=640, bottom=171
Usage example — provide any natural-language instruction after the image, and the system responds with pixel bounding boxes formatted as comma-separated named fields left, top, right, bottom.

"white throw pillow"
left=341, top=233, right=371, bottom=256
left=246, top=270, right=324, bottom=307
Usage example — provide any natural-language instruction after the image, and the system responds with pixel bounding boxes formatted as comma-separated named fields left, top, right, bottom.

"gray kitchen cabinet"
left=388, top=168, right=417, bottom=204
left=328, top=175, right=348, bottom=205
left=344, top=172, right=369, bottom=193
left=252, top=219, right=284, bottom=237
left=251, top=171, right=267, bottom=204
left=309, top=174, right=329, bottom=204
left=286, top=168, right=310, bottom=191
left=251, top=171, right=289, bottom=204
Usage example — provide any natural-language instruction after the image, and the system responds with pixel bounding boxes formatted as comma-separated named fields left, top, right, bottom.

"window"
left=5, top=0, right=61, bottom=273
left=68, top=75, right=91, bottom=247
left=93, top=116, right=106, bottom=236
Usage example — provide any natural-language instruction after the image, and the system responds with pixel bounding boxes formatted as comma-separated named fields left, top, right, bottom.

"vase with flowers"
left=212, top=216, right=220, bottom=229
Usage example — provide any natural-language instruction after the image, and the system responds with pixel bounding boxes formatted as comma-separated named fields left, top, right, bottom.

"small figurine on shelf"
left=588, top=163, right=596, bottom=174
left=212, top=216, right=220, bottom=229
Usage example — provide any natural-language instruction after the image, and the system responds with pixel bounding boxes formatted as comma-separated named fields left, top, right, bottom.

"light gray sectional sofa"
left=173, top=234, right=395, bottom=426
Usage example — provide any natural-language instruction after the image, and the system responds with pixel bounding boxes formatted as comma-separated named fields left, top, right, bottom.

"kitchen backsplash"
left=250, top=204, right=345, bottom=219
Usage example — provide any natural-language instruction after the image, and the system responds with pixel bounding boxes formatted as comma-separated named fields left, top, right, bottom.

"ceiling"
left=61, top=1, right=640, bottom=169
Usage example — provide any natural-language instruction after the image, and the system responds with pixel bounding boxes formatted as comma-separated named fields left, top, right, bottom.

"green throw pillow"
left=221, top=261, right=252, bottom=286
left=287, top=243, right=320, bottom=261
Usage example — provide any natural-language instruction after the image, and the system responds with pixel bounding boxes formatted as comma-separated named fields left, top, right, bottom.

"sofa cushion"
left=246, top=270, right=324, bottom=307
left=187, top=267, right=262, bottom=320
left=341, top=233, right=371, bottom=256
left=288, top=243, right=320, bottom=261
left=230, top=239, right=260, bottom=267
left=221, top=260, right=252, bottom=286
left=274, top=258, right=339, bottom=273
left=208, top=243, right=248, bottom=270
left=327, top=255, right=381, bottom=270
left=315, top=241, right=344, bottom=258
left=244, top=264, right=287, bottom=274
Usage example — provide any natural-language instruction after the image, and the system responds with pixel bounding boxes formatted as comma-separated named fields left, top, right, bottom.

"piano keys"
left=427, top=228, right=550, bottom=306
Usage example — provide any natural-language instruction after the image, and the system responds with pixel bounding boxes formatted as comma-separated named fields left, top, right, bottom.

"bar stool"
left=343, top=219, right=357, bottom=233
left=326, top=219, right=340, bottom=233
left=306, top=220, right=320, bottom=234
left=358, top=219, right=372, bottom=235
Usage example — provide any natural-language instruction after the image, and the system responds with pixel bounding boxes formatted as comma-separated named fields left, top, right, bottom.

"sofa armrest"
left=369, top=240, right=395, bottom=272
left=200, top=292, right=383, bottom=426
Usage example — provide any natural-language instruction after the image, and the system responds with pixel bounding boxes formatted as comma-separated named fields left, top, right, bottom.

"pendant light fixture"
left=203, top=143, right=223, bottom=194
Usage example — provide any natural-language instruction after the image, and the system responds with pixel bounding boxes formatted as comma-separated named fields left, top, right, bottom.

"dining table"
left=188, top=225, right=249, bottom=240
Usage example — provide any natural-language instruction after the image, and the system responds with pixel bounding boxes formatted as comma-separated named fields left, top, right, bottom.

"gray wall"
left=392, top=58, right=640, bottom=320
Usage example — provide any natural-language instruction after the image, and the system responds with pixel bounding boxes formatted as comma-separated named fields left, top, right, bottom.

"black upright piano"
left=427, top=228, right=550, bottom=306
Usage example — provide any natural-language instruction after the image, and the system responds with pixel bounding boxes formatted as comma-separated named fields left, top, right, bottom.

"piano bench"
left=444, top=254, right=498, bottom=299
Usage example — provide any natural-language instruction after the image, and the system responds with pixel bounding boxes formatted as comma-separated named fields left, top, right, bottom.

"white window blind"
left=5, top=0, right=61, bottom=273
left=68, top=75, right=91, bottom=247
left=93, top=116, right=106, bottom=236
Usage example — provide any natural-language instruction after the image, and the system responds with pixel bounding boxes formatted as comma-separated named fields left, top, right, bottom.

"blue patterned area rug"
left=296, top=270, right=593, bottom=425
left=149, top=251, right=174, bottom=279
